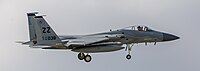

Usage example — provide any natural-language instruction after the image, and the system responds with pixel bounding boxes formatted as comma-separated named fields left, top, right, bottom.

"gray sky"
left=0, top=0, right=200, bottom=71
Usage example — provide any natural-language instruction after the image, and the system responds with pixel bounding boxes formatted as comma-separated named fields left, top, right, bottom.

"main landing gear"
left=78, top=53, right=92, bottom=62
left=125, top=43, right=134, bottom=60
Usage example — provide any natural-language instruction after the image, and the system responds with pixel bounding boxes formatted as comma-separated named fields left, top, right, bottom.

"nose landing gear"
left=125, top=43, right=134, bottom=60
left=126, top=54, right=131, bottom=60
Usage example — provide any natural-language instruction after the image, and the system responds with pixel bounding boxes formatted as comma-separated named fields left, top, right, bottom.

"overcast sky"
left=0, top=0, right=200, bottom=71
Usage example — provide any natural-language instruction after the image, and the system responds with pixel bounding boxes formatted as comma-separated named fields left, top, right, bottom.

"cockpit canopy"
left=121, top=26, right=152, bottom=31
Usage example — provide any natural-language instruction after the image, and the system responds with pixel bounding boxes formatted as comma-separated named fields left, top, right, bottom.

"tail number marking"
left=42, top=36, right=56, bottom=40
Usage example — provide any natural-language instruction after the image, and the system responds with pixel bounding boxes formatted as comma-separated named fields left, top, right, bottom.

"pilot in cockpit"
left=144, top=26, right=148, bottom=31
left=137, top=26, right=143, bottom=31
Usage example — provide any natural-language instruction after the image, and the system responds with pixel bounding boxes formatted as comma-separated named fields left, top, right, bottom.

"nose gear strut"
left=125, top=43, right=134, bottom=60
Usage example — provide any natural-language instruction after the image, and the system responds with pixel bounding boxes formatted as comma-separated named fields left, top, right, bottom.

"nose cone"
left=162, top=33, right=180, bottom=41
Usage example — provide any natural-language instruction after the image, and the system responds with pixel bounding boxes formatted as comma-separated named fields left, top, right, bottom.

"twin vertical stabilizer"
left=27, top=12, right=62, bottom=46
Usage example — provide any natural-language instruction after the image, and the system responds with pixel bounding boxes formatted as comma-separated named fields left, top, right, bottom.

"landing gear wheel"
left=84, top=55, right=92, bottom=62
left=126, top=54, right=131, bottom=60
left=78, top=53, right=85, bottom=60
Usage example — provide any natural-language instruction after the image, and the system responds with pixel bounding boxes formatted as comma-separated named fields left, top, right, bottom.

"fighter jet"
left=17, top=12, right=180, bottom=62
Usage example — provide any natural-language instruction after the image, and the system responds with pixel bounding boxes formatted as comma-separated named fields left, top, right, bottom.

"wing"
left=58, top=35, right=82, bottom=40
left=41, top=37, right=110, bottom=49
left=63, top=34, right=122, bottom=46
left=42, top=34, right=124, bottom=49
left=65, top=37, right=109, bottom=46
